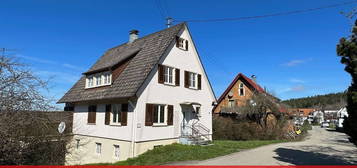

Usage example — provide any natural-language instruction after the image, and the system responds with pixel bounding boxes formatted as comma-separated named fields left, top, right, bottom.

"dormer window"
left=176, top=36, right=188, bottom=51
left=86, top=71, right=112, bottom=88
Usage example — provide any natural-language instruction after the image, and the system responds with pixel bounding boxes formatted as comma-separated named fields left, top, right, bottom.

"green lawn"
left=93, top=140, right=285, bottom=165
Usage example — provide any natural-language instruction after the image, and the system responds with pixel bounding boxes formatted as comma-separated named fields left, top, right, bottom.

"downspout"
left=128, top=99, right=137, bottom=158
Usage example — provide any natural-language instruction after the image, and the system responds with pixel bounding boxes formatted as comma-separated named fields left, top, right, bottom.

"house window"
left=112, top=104, right=121, bottom=124
left=96, top=75, right=102, bottom=86
left=86, top=71, right=112, bottom=88
left=95, top=143, right=102, bottom=155
left=87, top=76, right=94, bottom=87
left=103, top=73, right=111, bottom=85
left=153, top=104, right=166, bottom=125
left=228, top=100, right=235, bottom=107
left=239, top=83, right=245, bottom=96
left=164, top=66, right=174, bottom=84
left=114, top=145, right=120, bottom=158
left=189, top=72, right=197, bottom=88
left=76, top=139, right=80, bottom=149
left=176, top=37, right=188, bottom=50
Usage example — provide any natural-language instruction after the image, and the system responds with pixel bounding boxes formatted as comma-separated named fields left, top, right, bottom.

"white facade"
left=67, top=25, right=216, bottom=165
left=337, top=107, right=348, bottom=128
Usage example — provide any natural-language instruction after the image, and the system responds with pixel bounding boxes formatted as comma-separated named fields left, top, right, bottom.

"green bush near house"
left=91, top=140, right=284, bottom=165
left=301, top=120, right=312, bottom=133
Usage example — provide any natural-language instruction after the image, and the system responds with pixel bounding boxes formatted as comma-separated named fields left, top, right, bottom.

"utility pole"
left=166, top=17, right=173, bottom=28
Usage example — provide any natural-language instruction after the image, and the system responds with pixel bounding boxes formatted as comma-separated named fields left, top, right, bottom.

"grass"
left=92, top=140, right=285, bottom=165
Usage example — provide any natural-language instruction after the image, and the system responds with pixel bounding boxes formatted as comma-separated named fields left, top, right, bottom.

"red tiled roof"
left=215, top=73, right=265, bottom=107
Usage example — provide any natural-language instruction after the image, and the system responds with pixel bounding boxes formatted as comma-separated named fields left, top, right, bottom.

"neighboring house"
left=58, top=23, right=216, bottom=165
left=291, top=108, right=315, bottom=125
left=213, top=73, right=282, bottom=114
left=307, top=110, right=324, bottom=124
left=337, top=107, right=348, bottom=128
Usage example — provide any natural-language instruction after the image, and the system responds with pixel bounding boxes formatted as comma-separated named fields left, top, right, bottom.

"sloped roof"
left=215, top=73, right=265, bottom=106
left=58, top=23, right=185, bottom=103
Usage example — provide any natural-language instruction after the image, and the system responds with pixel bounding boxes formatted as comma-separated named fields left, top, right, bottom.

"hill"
left=282, top=92, right=346, bottom=109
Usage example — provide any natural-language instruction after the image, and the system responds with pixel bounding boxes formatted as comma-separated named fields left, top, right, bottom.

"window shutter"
left=121, top=103, right=128, bottom=126
left=167, top=105, right=174, bottom=125
left=175, top=68, right=180, bottom=86
left=145, top=104, right=154, bottom=126
left=198, top=74, right=202, bottom=90
left=158, top=64, right=164, bottom=84
left=105, top=104, right=111, bottom=125
left=175, top=36, right=180, bottom=48
left=184, top=71, right=189, bottom=88
left=87, top=105, right=96, bottom=124
left=185, top=40, right=188, bottom=51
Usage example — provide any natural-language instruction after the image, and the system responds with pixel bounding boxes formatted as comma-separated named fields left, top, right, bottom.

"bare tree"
left=0, top=51, right=71, bottom=165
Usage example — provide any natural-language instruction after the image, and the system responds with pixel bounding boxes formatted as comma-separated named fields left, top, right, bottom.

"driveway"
left=191, top=126, right=357, bottom=165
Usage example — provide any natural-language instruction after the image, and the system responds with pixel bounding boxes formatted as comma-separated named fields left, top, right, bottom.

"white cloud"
left=290, top=78, right=305, bottom=83
left=62, top=63, right=86, bottom=72
left=281, top=58, right=312, bottom=67
left=18, top=55, right=57, bottom=64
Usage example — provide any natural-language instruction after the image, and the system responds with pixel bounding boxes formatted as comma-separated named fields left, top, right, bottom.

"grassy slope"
left=93, top=140, right=284, bottom=165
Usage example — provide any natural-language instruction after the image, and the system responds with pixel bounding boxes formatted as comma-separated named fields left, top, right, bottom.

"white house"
left=337, top=107, right=348, bottom=128
left=58, top=23, right=216, bottom=165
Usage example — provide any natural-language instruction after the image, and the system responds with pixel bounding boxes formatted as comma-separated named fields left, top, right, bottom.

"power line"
left=174, top=1, right=357, bottom=23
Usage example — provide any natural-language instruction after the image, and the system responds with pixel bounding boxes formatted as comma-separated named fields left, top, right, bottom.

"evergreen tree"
left=337, top=20, right=357, bottom=144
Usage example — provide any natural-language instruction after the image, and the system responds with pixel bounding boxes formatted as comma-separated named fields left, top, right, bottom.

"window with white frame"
left=164, top=66, right=174, bottom=84
left=153, top=104, right=166, bottom=125
left=86, top=71, right=112, bottom=88
left=189, top=72, right=197, bottom=88
left=87, top=76, right=94, bottom=87
left=177, top=37, right=188, bottom=50
left=111, top=104, right=121, bottom=125
left=114, top=145, right=120, bottom=158
left=96, top=75, right=102, bottom=86
left=95, top=143, right=102, bottom=155
left=239, top=83, right=245, bottom=96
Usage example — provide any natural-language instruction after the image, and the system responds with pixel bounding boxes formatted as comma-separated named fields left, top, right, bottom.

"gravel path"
left=179, top=126, right=357, bottom=165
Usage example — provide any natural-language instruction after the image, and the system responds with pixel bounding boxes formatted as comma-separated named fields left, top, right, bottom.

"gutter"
left=128, top=99, right=137, bottom=158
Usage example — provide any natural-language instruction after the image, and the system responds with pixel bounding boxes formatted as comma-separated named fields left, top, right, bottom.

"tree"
left=337, top=20, right=357, bottom=144
left=0, top=51, right=71, bottom=165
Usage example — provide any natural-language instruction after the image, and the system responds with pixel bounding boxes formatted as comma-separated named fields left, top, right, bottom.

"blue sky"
left=0, top=0, right=354, bottom=107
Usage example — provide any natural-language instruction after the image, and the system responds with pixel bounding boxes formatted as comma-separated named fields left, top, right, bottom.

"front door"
left=181, top=105, right=197, bottom=136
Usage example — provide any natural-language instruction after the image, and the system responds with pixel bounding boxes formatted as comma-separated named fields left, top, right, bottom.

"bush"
left=300, top=120, right=312, bottom=133
left=213, top=115, right=289, bottom=141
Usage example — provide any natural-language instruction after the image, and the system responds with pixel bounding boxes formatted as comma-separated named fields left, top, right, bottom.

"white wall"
left=73, top=102, right=134, bottom=141
left=134, top=26, right=216, bottom=142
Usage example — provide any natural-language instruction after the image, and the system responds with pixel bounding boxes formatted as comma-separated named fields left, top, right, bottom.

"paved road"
left=189, top=126, right=357, bottom=165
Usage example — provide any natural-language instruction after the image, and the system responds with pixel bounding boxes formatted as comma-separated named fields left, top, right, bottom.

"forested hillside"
left=282, top=92, right=347, bottom=109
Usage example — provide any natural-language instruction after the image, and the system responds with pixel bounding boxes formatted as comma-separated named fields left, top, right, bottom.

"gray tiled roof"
left=58, top=23, right=185, bottom=103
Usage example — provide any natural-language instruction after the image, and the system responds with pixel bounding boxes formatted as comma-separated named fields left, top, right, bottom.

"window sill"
left=163, top=83, right=176, bottom=87
left=109, top=123, right=122, bottom=127
left=87, top=123, right=96, bottom=125
left=152, top=124, right=168, bottom=127
left=188, top=87, right=198, bottom=90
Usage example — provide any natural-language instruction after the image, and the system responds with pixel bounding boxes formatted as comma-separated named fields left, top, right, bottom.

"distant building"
left=337, top=107, right=348, bottom=128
